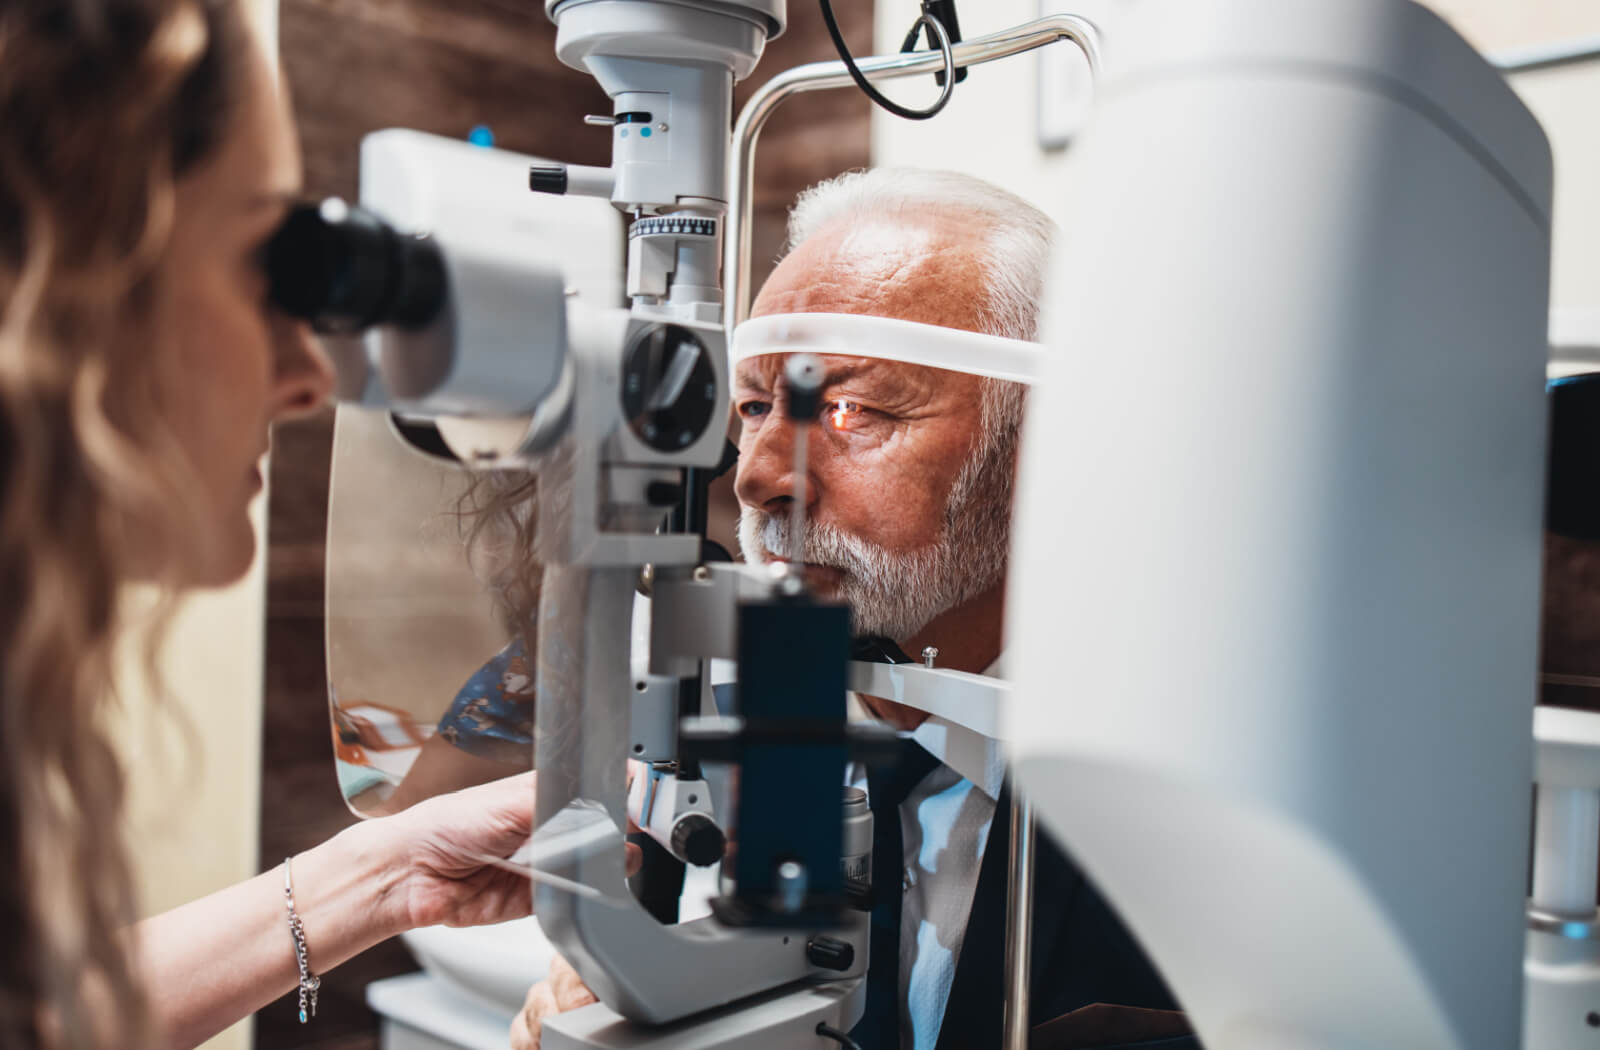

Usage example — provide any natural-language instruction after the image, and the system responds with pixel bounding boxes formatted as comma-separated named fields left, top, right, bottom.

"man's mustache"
left=743, top=511, right=877, bottom=576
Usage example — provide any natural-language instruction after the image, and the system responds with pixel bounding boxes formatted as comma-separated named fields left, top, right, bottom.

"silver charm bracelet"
left=283, top=856, right=321, bottom=1023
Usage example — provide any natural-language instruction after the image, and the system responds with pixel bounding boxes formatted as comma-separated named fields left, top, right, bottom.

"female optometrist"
left=0, top=3, right=580, bottom=1048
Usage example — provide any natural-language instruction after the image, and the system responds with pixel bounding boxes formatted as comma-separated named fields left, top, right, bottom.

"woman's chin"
left=183, top=522, right=258, bottom=589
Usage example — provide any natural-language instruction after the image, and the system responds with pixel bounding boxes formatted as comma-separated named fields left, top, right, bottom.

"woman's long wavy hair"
left=457, top=471, right=543, bottom=650
left=0, top=2, right=248, bottom=1047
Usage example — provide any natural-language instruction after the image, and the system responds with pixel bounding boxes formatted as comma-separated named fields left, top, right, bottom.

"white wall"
left=118, top=7, right=278, bottom=1050
left=1512, top=61, right=1600, bottom=312
left=1430, top=0, right=1600, bottom=311
left=870, top=0, right=1098, bottom=230
left=871, top=1, right=1600, bottom=312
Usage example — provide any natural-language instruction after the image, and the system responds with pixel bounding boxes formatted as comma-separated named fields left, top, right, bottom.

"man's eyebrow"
left=733, top=368, right=775, bottom=391
left=818, top=361, right=880, bottom=385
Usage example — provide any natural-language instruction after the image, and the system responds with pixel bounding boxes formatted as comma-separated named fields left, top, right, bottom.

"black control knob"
left=621, top=324, right=718, bottom=452
left=670, top=814, right=726, bottom=868
left=806, top=936, right=855, bottom=972
left=528, top=164, right=569, bottom=196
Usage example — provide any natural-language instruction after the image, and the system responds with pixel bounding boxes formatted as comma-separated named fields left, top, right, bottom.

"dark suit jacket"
left=707, top=682, right=1195, bottom=1049
left=934, top=779, right=1201, bottom=1050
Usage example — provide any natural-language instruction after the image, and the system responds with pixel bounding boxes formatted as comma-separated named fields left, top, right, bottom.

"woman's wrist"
left=289, top=818, right=414, bottom=966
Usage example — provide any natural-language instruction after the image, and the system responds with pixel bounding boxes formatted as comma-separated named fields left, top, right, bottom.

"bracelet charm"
left=283, top=856, right=321, bottom=1023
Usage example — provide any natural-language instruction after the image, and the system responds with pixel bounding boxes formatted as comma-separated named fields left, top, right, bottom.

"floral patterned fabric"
left=435, top=637, right=536, bottom=759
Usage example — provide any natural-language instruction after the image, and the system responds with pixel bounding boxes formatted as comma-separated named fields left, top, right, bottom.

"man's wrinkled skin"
left=510, top=210, right=1013, bottom=1049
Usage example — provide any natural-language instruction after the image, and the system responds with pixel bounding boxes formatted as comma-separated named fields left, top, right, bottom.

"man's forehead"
left=751, top=215, right=990, bottom=333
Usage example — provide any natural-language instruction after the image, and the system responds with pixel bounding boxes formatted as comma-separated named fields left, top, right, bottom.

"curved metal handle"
left=724, top=13, right=1102, bottom=331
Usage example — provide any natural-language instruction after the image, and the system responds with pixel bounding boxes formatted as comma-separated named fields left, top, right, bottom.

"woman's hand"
left=367, top=770, right=644, bottom=933
left=374, top=771, right=540, bottom=931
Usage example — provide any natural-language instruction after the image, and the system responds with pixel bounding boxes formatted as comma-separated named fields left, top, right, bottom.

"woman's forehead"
left=180, top=40, right=300, bottom=214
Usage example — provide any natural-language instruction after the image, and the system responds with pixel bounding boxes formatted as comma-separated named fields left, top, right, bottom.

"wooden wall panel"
left=261, top=5, right=870, bottom=1048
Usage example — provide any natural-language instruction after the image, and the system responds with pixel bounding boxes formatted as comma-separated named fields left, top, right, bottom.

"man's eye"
left=737, top=400, right=771, bottom=420
left=824, top=400, right=866, bottom=431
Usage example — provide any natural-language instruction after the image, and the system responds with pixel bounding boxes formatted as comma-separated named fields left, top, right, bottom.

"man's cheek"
left=833, top=474, right=943, bottom=546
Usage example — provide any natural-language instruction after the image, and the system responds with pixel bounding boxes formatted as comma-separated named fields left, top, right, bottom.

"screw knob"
left=806, top=935, right=856, bottom=972
left=670, top=814, right=725, bottom=868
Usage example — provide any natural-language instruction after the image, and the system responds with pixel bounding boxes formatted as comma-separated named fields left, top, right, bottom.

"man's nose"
left=734, top=414, right=820, bottom=516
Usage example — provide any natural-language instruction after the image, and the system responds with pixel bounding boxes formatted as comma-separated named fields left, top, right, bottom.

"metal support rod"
left=790, top=424, right=809, bottom=563
left=1494, top=34, right=1600, bottom=75
left=725, top=14, right=1101, bottom=330
left=1003, top=792, right=1036, bottom=1050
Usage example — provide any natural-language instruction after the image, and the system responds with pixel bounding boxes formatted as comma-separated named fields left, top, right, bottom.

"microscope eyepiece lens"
left=265, top=198, right=446, bottom=334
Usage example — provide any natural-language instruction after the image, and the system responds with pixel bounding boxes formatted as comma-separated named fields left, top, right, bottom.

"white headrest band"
left=730, top=312, right=1042, bottom=385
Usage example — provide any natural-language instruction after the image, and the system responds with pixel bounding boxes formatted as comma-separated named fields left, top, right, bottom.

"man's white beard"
left=737, top=446, right=1012, bottom=642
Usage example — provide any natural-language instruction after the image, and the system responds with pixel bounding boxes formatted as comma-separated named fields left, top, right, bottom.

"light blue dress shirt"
left=849, top=662, right=1006, bottom=1050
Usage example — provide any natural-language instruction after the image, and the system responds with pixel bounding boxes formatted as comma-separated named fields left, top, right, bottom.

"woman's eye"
left=824, top=400, right=866, bottom=431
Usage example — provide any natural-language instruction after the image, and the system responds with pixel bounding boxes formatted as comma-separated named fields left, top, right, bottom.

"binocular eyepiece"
left=266, top=198, right=446, bottom=334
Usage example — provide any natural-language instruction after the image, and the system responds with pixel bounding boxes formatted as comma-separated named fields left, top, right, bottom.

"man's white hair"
left=786, top=166, right=1055, bottom=343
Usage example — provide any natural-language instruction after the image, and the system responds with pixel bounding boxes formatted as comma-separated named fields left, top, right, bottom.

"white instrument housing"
left=1009, top=1, right=1552, bottom=1048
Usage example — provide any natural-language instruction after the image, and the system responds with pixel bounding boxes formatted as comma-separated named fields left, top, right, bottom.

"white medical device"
left=1010, top=1, right=1561, bottom=1049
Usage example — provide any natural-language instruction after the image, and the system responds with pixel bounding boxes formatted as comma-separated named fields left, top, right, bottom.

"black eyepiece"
left=265, top=198, right=446, bottom=334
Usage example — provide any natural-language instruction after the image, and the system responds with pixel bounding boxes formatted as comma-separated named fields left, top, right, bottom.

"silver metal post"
left=790, top=424, right=808, bottom=563
left=725, top=14, right=1101, bottom=330
left=1493, top=33, right=1600, bottom=75
left=783, top=353, right=823, bottom=569
left=1003, top=792, right=1036, bottom=1050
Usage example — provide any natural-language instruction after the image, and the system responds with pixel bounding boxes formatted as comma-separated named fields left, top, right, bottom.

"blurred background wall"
left=871, top=0, right=1600, bottom=310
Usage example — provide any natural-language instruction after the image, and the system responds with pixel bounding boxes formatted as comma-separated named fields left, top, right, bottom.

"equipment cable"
left=817, top=0, right=957, bottom=120
left=816, top=1022, right=865, bottom=1049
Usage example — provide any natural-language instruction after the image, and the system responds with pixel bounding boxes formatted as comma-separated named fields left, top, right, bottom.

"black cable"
left=902, top=1, right=968, bottom=86
left=817, top=0, right=956, bottom=121
left=816, top=1022, right=864, bottom=1050
left=898, top=18, right=924, bottom=54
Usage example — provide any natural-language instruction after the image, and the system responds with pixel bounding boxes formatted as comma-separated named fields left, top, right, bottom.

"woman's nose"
left=272, top=318, right=336, bottom=421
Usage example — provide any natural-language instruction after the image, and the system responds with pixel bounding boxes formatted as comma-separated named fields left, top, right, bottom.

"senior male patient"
left=512, top=169, right=1198, bottom=1050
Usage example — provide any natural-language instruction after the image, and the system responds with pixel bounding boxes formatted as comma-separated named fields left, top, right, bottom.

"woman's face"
left=153, top=38, right=333, bottom=586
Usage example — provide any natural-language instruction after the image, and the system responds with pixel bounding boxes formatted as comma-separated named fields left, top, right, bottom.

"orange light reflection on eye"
left=828, top=401, right=860, bottom=430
